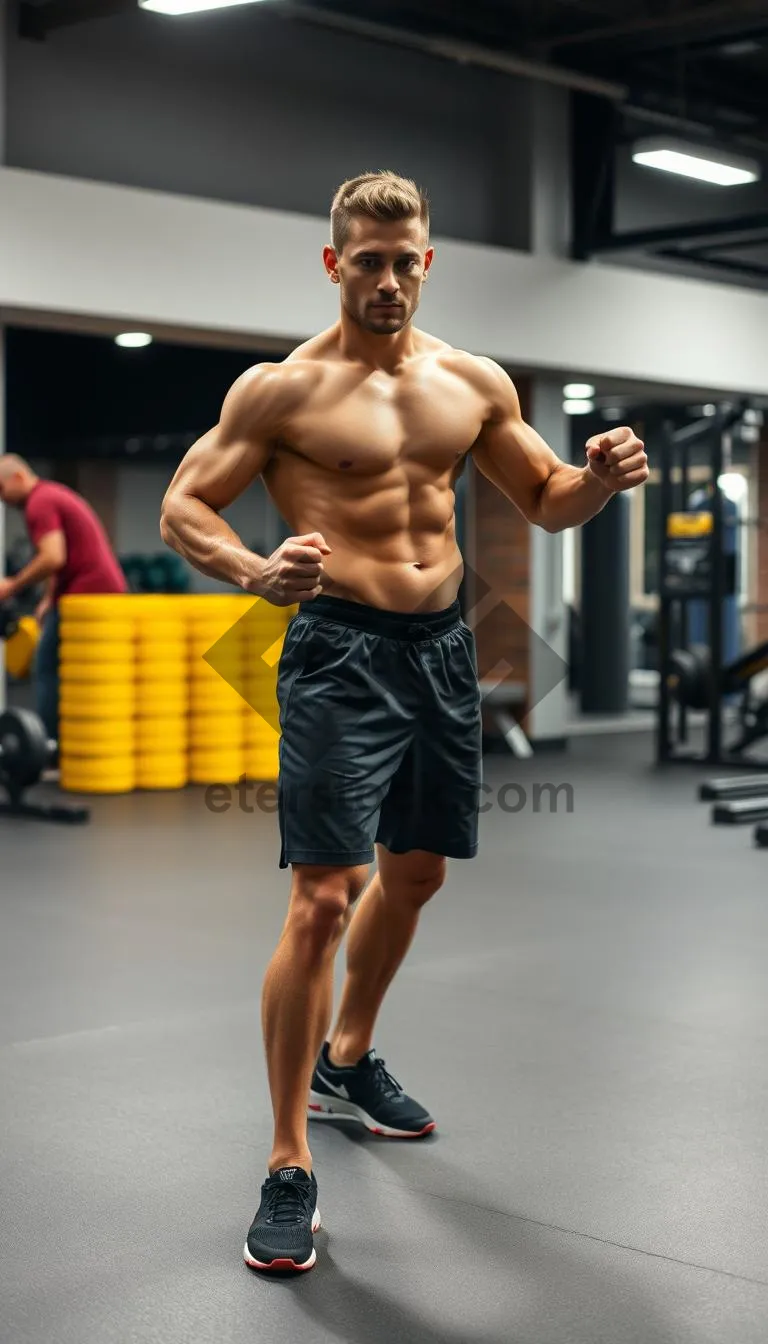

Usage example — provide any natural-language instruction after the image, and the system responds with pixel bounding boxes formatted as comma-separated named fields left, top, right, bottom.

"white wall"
left=6, top=7, right=529, bottom=251
left=2, top=167, right=767, bottom=396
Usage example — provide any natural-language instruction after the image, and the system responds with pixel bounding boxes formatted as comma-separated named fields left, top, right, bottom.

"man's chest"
left=281, top=367, right=486, bottom=475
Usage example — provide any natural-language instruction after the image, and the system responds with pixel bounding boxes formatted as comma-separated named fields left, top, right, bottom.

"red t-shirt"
left=24, top=481, right=128, bottom=602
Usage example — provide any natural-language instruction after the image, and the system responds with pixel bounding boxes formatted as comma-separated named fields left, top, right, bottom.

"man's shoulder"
left=223, top=357, right=324, bottom=429
left=24, top=480, right=64, bottom=516
left=434, top=345, right=514, bottom=398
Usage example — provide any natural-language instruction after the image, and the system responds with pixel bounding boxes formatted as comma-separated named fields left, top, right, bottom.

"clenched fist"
left=586, top=427, right=649, bottom=494
left=247, top=532, right=332, bottom=607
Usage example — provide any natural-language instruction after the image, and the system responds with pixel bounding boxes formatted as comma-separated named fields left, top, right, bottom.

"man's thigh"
left=277, top=616, right=415, bottom=869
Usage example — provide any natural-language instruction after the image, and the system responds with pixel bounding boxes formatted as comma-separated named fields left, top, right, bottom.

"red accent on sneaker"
left=246, top=1255, right=314, bottom=1273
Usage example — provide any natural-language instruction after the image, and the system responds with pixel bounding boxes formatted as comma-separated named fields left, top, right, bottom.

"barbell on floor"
left=0, top=709, right=90, bottom=824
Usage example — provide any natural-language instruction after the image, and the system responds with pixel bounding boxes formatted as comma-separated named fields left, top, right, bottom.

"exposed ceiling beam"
left=656, top=247, right=768, bottom=282
left=597, top=213, right=768, bottom=254
left=546, top=0, right=768, bottom=50
left=271, top=2, right=628, bottom=99
left=19, top=0, right=132, bottom=39
left=17, top=0, right=624, bottom=99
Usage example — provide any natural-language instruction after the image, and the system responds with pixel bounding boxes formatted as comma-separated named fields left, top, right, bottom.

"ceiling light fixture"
left=563, top=399, right=595, bottom=416
left=139, top=0, right=269, bottom=13
left=632, top=137, right=760, bottom=186
left=563, top=383, right=595, bottom=400
left=115, top=332, right=153, bottom=348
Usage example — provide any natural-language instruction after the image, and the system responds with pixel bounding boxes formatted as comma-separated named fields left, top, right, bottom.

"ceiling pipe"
left=270, top=3, right=628, bottom=101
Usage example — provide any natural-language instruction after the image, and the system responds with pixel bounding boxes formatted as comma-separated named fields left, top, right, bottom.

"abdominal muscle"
left=318, top=535, right=464, bottom=612
left=267, top=461, right=465, bottom=613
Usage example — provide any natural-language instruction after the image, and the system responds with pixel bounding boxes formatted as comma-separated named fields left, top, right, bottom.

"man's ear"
left=323, top=245, right=341, bottom=284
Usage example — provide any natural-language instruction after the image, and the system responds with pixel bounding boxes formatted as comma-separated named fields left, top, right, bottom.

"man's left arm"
left=469, top=359, right=648, bottom=532
left=0, top=531, right=67, bottom=602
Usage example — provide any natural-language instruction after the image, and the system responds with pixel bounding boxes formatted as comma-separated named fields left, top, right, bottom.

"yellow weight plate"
left=59, top=663, right=135, bottom=686
left=60, top=683, right=136, bottom=704
left=135, top=670, right=187, bottom=691
left=189, top=751, right=244, bottom=785
left=59, top=705, right=136, bottom=725
left=58, top=738, right=135, bottom=760
left=4, top=617, right=40, bottom=680
left=189, top=661, right=245, bottom=684
left=59, top=720, right=135, bottom=746
left=190, top=690, right=246, bottom=716
left=135, top=756, right=189, bottom=790
left=59, top=642, right=132, bottom=665
left=242, top=759, right=280, bottom=782
left=135, top=637, right=187, bottom=657
left=60, top=621, right=135, bottom=646
left=139, top=698, right=189, bottom=720
left=60, top=764, right=136, bottom=794
left=135, top=720, right=188, bottom=749
left=189, top=727, right=243, bottom=751
left=244, top=723, right=280, bottom=748
left=59, top=596, right=131, bottom=618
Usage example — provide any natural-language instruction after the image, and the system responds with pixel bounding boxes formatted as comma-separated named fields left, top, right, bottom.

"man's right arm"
left=160, top=364, right=279, bottom=590
left=160, top=362, right=331, bottom=604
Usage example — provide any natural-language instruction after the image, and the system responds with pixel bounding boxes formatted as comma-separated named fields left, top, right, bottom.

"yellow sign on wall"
left=667, top=511, right=714, bottom=538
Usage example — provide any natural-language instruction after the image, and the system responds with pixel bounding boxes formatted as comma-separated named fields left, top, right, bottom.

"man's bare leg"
left=262, top=862, right=368, bottom=1173
left=328, top=848, right=446, bottom=1069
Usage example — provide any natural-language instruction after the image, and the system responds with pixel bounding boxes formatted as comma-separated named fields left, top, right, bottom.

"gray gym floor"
left=2, top=736, right=767, bottom=1344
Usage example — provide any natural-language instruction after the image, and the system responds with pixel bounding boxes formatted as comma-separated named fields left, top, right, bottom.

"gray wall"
left=114, top=463, right=282, bottom=593
left=6, top=8, right=531, bottom=251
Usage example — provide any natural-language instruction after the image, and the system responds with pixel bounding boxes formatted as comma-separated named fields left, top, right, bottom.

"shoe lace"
left=264, top=1181, right=310, bottom=1225
left=369, top=1056, right=404, bottom=1101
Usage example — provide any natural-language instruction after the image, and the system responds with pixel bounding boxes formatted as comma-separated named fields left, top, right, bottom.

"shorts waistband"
left=297, top=595, right=462, bottom=641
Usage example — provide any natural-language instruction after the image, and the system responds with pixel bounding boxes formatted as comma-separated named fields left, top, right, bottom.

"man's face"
left=326, top=215, right=434, bottom=336
left=0, top=472, right=25, bottom=507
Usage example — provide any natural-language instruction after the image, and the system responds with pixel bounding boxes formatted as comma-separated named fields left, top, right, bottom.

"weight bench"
left=479, top=678, right=532, bottom=759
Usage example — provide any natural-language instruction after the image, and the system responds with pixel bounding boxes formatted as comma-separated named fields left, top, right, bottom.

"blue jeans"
left=35, top=608, right=60, bottom=747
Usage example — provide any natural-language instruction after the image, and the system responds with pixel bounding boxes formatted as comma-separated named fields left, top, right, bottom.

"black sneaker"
left=308, top=1044, right=436, bottom=1138
left=243, top=1167, right=321, bottom=1273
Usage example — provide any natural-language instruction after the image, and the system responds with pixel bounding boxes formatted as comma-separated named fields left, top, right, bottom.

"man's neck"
left=335, top=313, right=419, bottom=374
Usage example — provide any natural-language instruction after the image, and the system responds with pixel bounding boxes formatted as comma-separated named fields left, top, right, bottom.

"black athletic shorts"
left=276, top=595, right=483, bottom=869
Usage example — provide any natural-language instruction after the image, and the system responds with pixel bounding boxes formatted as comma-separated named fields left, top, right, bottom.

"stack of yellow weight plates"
left=58, top=595, right=136, bottom=794
left=188, top=596, right=249, bottom=784
left=134, top=596, right=189, bottom=790
left=242, top=599, right=293, bottom=781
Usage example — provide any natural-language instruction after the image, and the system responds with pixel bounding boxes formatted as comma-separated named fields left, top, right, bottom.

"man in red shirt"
left=0, top=455, right=127, bottom=742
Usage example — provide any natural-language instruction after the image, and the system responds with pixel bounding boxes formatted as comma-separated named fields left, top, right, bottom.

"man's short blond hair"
left=330, top=171, right=430, bottom=253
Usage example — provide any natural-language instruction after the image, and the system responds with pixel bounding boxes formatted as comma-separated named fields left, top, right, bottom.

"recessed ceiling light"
left=115, top=332, right=153, bottom=348
left=139, top=0, right=270, bottom=12
left=563, top=399, right=595, bottom=416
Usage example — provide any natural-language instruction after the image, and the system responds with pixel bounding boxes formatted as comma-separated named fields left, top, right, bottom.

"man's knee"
left=288, top=864, right=369, bottom=951
left=380, top=851, right=447, bottom=910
